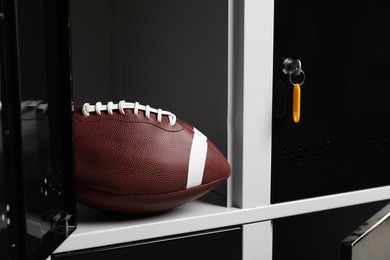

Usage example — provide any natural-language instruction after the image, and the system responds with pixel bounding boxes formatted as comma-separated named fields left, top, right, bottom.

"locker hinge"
left=52, top=211, right=75, bottom=237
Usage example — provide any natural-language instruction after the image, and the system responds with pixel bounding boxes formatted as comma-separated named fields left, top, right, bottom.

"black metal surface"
left=52, top=227, right=242, bottom=260
left=272, top=0, right=390, bottom=203
left=0, top=1, right=8, bottom=257
left=273, top=200, right=389, bottom=260
left=15, top=0, right=76, bottom=259
left=0, top=0, right=26, bottom=258
left=0, top=0, right=75, bottom=259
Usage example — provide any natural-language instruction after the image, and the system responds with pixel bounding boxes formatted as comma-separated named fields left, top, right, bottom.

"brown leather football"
left=73, top=100, right=231, bottom=214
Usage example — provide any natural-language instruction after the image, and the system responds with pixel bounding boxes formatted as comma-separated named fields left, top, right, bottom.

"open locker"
left=1, top=0, right=234, bottom=259
left=70, top=0, right=230, bottom=209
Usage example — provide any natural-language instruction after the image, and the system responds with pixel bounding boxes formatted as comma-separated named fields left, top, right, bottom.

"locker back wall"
left=70, top=0, right=228, bottom=158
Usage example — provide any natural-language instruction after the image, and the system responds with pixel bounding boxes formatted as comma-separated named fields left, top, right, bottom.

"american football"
left=73, top=100, right=231, bottom=214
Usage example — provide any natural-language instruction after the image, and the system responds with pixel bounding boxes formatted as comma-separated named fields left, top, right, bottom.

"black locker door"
left=0, top=1, right=22, bottom=258
left=0, top=0, right=76, bottom=259
left=273, top=200, right=389, bottom=260
left=272, top=0, right=390, bottom=203
left=52, top=227, right=242, bottom=260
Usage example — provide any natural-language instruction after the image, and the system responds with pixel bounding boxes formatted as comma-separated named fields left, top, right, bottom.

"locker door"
left=0, top=0, right=76, bottom=259
left=272, top=0, right=390, bottom=203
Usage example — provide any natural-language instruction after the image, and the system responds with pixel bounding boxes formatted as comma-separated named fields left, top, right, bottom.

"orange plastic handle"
left=293, top=83, right=301, bottom=123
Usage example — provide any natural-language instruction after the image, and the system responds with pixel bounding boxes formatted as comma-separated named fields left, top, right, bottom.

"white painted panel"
left=241, top=0, right=274, bottom=207
left=243, top=221, right=273, bottom=260
left=228, top=0, right=274, bottom=209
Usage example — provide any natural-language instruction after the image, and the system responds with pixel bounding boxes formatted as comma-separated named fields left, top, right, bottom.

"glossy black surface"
left=0, top=2, right=8, bottom=257
left=0, top=34, right=9, bottom=260
left=16, top=0, right=76, bottom=259
left=53, top=227, right=242, bottom=260
left=0, top=0, right=75, bottom=259
left=273, top=200, right=389, bottom=260
left=341, top=202, right=390, bottom=260
left=272, top=1, right=390, bottom=203
left=0, top=117, right=6, bottom=258
left=0, top=0, right=26, bottom=258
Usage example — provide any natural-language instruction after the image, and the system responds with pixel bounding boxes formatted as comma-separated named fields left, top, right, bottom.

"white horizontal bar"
left=55, top=185, right=390, bottom=253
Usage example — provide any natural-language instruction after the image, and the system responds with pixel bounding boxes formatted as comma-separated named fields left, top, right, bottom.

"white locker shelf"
left=55, top=185, right=390, bottom=253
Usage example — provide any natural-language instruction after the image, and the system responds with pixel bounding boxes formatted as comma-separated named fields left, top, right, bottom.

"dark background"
left=70, top=0, right=228, bottom=158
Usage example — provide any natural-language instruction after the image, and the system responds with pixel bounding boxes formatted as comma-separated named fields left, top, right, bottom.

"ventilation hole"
left=304, top=148, right=309, bottom=154
left=297, top=155, right=302, bottom=161
left=282, top=148, right=287, bottom=153
left=319, top=146, right=324, bottom=152
left=297, top=145, right=303, bottom=151
left=289, top=152, right=294, bottom=158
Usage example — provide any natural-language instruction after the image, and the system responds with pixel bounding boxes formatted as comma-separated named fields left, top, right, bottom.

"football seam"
left=76, top=176, right=228, bottom=197
left=74, top=116, right=185, bottom=133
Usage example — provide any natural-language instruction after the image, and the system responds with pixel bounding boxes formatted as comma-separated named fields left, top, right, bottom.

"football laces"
left=81, top=100, right=177, bottom=126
